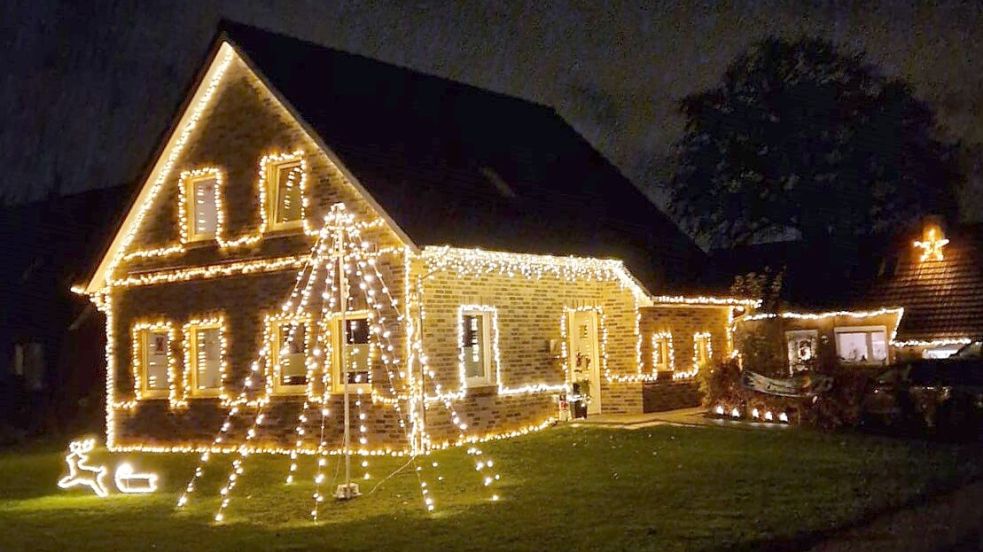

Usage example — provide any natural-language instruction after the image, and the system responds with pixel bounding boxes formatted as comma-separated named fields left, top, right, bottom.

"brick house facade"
left=78, top=24, right=751, bottom=455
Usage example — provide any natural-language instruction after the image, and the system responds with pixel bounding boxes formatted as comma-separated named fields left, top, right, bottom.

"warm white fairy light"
left=96, top=46, right=234, bottom=288
left=914, top=227, right=949, bottom=262
left=674, top=331, right=712, bottom=380
left=649, top=295, right=760, bottom=308
left=893, top=337, right=972, bottom=348
left=111, top=255, right=309, bottom=288
left=422, top=246, right=649, bottom=303
left=129, top=321, right=180, bottom=407
left=177, top=167, right=224, bottom=244
left=176, top=229, right=330, bottom=511
left=741, top=307, right=905, bottom=345
left=181, top=316, right=229, bottom=402
left=651, top=331, right=675, bottom=373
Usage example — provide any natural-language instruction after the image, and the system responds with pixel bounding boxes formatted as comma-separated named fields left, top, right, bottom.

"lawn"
left=0, top=424, right=979, bottom=551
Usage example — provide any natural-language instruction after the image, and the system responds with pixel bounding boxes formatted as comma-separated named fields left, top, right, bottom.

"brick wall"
left=417, top=262, right=642, bottom=425
left=105, top=53, right=655, bottom=452
left=637, top=305, right=732, bottom=410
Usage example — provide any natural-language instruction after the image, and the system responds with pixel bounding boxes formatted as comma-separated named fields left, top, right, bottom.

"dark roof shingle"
left=220, top=21, right=706, bottom=293
left=867, top=225, right=983, bottom=341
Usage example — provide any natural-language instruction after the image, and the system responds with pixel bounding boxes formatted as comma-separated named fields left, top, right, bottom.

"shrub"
left=701, top=357, right=877, bottom=430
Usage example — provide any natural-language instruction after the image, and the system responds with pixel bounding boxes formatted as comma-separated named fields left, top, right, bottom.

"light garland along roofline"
left=741, top=306, right=904, bottom=322
left=647, top=295, right=761, bottom=308
left=893, top=337, right=974, bottom=348
left=420, top=245, right=652, bottom=305
left=740, top=306, right=907, bottom=347
left=84, top=44, right=237, bottom=295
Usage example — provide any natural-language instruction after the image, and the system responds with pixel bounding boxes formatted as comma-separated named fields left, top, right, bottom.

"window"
left=135, top=327, right=171, bottom=398
left=694, top=333, right=712, bottom=367
left=332, top=314, right=371, bottom=393
left=652, top=333, right=673, bottom=371
left=268, top=158, right=304, bottom=230
left=271, top=319, right=311, bottom=394
left=834, top=326, right=888, bottom=365
left=186, top=322, right=224, bottom=397
left=785, top=330, right=818, bottom=373
left=461, top=311, right=494, bottom=386
left=187, top=175, right=219, bottom=240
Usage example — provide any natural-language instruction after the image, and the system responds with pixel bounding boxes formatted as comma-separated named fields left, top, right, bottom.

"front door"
left=569, top=310, right=602, bottom=415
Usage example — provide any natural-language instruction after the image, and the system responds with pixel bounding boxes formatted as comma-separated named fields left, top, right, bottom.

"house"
left=716, top=219, right=983, bottom=374
left=0, top=186, right=130, bottom=438
left=76, top=22, right=752, bottom=455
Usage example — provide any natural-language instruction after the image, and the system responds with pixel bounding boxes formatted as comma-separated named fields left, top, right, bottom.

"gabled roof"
left=867, top=224, right=983, bottom=342
left=85, top=22, right=707, bottom=295
left=219, top=22, right=706, bottom=293
left=710, top=225, right=983, bottom=342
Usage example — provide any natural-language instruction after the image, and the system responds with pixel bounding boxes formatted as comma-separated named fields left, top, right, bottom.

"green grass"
left=0, top=425, right=979, bottom=551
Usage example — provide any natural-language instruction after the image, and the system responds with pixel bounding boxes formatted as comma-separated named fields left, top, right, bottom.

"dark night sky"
left=3, top=0, right=983, bottom=221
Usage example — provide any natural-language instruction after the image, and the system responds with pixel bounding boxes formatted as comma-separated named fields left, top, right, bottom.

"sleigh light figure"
left=114, top=462, right=159, bottom=494
left=57, top=438, right=109, bottom=498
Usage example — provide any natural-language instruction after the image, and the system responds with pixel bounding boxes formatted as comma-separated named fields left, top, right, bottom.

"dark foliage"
left=668, top=36, right=961, bottom=248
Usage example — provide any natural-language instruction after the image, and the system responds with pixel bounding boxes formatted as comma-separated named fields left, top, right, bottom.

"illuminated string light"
left=129, top=321, right=181, bottom=407
left=914, top=227, right=949, bottom=262
left=57, top=439, right=109, bottom=498
left=114, top=463, right=158, bottom=494
left=674, top=331, right=712, bottom=380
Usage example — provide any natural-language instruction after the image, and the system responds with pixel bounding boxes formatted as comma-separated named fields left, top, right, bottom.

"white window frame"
left=185, top=173, right=220, bottom=242
left=459, top=308, right=496, bottom=388
left=270, top=317, right=313, bottom=396
left=134, top=325, right=173, bottom=399
left=833, top=325, right=889, bottom=365
left=185, top=321, right=225, bottom=398
left=267, top=158, right=305, bottom=232
left=330, top=311, right=373, bottom=394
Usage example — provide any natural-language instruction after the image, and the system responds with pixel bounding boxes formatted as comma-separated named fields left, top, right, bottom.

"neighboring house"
left=76, top=22, right=751, bottom=454
left=716, top=220, right=983, bottom=374
left=0, top=186, right=129, bottom=435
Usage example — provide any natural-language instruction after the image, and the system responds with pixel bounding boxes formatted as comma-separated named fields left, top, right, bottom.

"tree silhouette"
left=667, top=37, right=961, bottom=248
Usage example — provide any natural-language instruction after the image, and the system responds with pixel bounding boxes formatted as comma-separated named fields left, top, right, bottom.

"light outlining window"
left=267, top=314, right=315, bottom=396
left=332, top=311, right=373, bottom=394
left=457, top=305, right=499, bottom=389
left=265, top=153, right=308, bottom=231
left=675, top=332, right=712, bottom=380
left=183, top=316, right=228, bottom=400
left=130, top=321, right=179, bottom=405
left=178, top=167, right=223, bottom=243
left=651, top=331, right=674, bottom=372
left=122, top=151, right=312, bottom=261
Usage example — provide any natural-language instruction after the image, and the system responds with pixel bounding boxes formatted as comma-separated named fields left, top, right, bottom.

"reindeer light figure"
left=57, top=438, right=109, bottom=498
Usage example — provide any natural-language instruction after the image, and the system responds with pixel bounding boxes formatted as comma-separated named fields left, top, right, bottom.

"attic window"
left=479, top=167, right=517, bottom=199
left=189, top=177, right=218, bottom=240
left=266, top=156, right=306, bottom=231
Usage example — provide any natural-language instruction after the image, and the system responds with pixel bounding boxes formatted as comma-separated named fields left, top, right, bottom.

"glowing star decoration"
left=114, top=463, right=159, bottom=494
left=914, top=227, right=949, bottom=262
left=57, top=439, right=109, bottom=498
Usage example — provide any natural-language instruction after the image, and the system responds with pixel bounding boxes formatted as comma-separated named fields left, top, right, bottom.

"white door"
left=569, top=310, right=602, bottom=414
